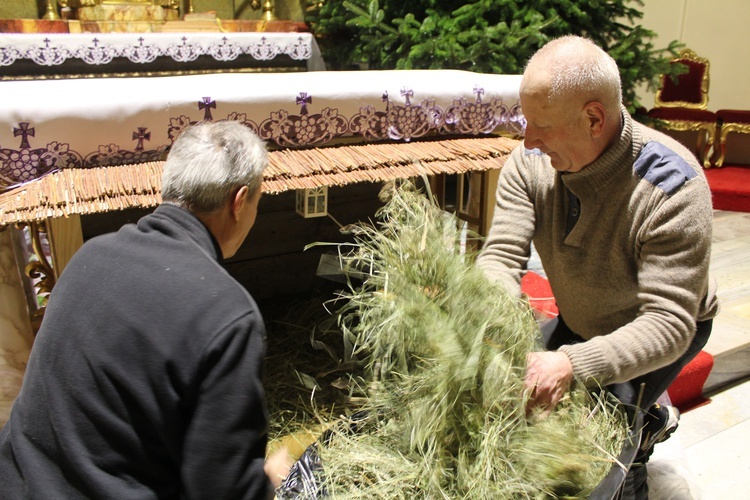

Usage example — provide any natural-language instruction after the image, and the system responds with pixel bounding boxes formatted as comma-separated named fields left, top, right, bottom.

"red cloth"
left=521, top=271, right=558, bottom=318
left=659, top=58, right=706, bottom=104
left=647, top=107, right=716, bottom=122
left=667, top=350, right=715, bottom=412
left=717, top=109, right=750, bottom=124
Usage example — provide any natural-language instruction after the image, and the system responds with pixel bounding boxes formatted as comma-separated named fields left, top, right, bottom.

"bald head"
left=522, top=36, right=622, bottom=121
left=519, top=36, right=624, bottom=172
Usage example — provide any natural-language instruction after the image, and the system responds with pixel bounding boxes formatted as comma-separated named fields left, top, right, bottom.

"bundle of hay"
left=276, top=180, right=629, bottom=499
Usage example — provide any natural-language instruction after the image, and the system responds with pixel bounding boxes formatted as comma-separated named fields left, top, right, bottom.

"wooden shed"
left=0, top=63, right=524, bottom=335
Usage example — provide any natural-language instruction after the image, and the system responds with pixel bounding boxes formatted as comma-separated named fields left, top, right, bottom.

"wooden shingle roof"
left=0, top=136, right=519, bottom=226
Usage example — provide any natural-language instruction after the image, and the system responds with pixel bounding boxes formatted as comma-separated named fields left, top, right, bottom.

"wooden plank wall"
left=226, top=182, right=384, bottom=301
left=80, top=181, right=386, bottom=302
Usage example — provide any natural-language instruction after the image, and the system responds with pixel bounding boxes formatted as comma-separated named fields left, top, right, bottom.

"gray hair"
left=525, top=35, right=622, bottom=118
left=161, top=121, right=268, bottom=213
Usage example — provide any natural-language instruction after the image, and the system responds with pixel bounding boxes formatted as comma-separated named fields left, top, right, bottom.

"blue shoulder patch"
left=634, top=142, right=697, bottom=195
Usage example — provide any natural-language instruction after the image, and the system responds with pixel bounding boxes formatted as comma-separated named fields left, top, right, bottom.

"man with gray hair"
left=0, top=121, right=290, bottom=498
left=477, top=36, right=718, bottom=498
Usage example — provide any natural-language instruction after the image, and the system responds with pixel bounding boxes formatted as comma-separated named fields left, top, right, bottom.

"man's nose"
left=523, top=127, right=542, bottom=150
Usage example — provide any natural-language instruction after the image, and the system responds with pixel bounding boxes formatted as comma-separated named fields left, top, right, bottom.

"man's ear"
left=230, top=185, right=250, bottom=222
left=584, top=101, right=607, bottom=138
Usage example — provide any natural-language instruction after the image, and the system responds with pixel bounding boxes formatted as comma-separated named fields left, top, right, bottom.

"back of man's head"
left=524, top=35, right=622, bottom=119
left=161, top=121, right=268, bottom=214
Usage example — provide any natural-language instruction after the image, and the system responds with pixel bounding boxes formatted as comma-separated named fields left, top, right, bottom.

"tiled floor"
left=649, top=210, right=750, bottom=499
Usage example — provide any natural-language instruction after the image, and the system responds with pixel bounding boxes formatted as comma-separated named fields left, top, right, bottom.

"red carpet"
left=522, top=271, right=713, bottom=412
left=705, top=164, right=750, bottom=212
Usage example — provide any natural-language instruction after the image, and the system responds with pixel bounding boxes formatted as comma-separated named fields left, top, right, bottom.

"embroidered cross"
left=199, top=97, right=216, bottom=121
left=401, top=88, right=414, bottom=105
left=14, top=122, right=34, bottom=149
left=473, top=85, right=485, bottom=103
left=296, top=92, right=312, bottom=115
left=132, top=127, right=151, bottom=151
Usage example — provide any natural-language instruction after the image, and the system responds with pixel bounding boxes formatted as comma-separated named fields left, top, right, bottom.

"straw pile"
left=271, top=180, right=629, bottom=499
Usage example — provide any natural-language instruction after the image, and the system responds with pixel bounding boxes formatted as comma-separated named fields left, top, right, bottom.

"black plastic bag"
left=275, top=442, right=325, bottom=500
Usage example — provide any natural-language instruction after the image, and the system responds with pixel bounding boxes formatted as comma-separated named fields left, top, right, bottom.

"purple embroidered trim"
left=0, top=86, right=523, bottom=190
left=0, top=35, right=314, bottom=67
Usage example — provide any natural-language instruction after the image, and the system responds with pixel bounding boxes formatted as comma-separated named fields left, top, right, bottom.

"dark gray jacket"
left=0, top=204, right=272, bottom=499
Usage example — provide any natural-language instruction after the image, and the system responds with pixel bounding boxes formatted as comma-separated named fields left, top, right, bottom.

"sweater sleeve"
left=476, top=147, right=537, bottom=298
left=181, top=312, right=274, bottom=500
left=560, top=176, right=714, bottom=386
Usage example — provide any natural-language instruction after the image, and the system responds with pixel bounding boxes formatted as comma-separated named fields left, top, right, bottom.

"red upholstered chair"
left=713, top=109, right=750, bottom=167
left=647, top=49, right=716, bottom=168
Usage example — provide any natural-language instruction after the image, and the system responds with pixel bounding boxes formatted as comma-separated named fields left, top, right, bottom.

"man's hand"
left=524, top=351, right=574, bottom=417
left=264, top=446, right=292, bottom=490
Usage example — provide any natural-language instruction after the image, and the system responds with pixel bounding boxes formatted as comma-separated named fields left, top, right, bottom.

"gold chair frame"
left=714, top=120, right=750, bottom=168
left=650, top=49, right=716, bottom=168
left=654, top=119, right=715, bottom=169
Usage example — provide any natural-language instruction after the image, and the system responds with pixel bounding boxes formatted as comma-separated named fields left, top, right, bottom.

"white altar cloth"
left=0, top=69, right=524, bottom=189
left=0, top=32, right=325, bottom=73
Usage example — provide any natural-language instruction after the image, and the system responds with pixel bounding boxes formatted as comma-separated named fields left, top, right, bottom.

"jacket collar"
left=142, top=203, right=224, bottom=261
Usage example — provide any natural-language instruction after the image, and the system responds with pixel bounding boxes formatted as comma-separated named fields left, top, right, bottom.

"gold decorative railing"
left=14, top=221, right=56, bottom=334
left=43, top=0, right=276, bottom=22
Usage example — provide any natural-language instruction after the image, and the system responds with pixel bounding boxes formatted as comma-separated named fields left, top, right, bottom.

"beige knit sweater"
left=476, top=110, right=719, bottom=387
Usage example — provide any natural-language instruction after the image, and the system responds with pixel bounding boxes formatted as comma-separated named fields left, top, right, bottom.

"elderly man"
left=477, top=36, right=718, bottom=498
left=0, top=121, right=290, bottom=499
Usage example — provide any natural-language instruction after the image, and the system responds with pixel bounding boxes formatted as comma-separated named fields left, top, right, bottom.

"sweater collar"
left=146, top=203, right=223, bottom=261
left=562, top=106, right=639, bottom=192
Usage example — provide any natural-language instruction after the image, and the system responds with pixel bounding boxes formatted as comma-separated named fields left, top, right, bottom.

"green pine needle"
left=304, top=180, right=630, bottom=499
